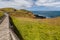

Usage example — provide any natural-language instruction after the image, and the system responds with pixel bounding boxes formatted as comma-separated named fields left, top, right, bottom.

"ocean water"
left=32, top=11, right=60, bottom=18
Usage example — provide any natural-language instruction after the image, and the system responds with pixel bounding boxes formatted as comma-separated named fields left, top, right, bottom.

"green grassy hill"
left=11, top=16, right=60, bottom=40
left=0, top=8, right=35, bottom=18
left=9, top=9, right=35, bottom=18
left=0, top=8, right=16, bottom=12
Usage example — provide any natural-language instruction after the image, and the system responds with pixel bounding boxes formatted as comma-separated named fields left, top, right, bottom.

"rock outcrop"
left=34, top=15, right=46, bottom=19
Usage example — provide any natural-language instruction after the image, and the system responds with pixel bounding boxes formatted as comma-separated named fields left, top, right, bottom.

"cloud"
left=0, top=0, right=60, bottom=10
left=0, top=0, right=33, bottom=9
left=35, top=0, right=60, bottom=7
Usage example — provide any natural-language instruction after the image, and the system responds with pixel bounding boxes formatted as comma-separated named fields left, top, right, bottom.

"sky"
left=0, top=0, right=60, bottom=11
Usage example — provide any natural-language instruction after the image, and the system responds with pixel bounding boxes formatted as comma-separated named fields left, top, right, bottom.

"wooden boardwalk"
left=0, top=13, right=20, bottom=40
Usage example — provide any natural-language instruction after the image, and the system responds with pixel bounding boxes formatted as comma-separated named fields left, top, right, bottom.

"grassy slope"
left=11, top=16, right=60, bottom=40
left=0, top=12, right=4, bottom=18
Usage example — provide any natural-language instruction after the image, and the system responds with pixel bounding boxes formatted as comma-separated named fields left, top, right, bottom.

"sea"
left=32, top=11, right=60, bottom=18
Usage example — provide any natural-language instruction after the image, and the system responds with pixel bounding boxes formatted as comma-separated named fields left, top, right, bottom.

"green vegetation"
left=0, top=8, right=16, bottom=12
left=0, top=8, right=35, bottom=18
left=9, top=9, right=35, bottom=18
left=0, top=11, right=4, bottom=18
left=11, top=16, right=60, bottom=40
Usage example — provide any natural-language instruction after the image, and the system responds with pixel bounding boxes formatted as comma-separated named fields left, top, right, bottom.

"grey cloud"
left=0, top=0, right=33, bottom=9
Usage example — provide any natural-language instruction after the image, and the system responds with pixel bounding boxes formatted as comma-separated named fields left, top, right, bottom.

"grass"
left=0, top=12, right=4, bottom=18
left=11, top=16, right=60, bottom=40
